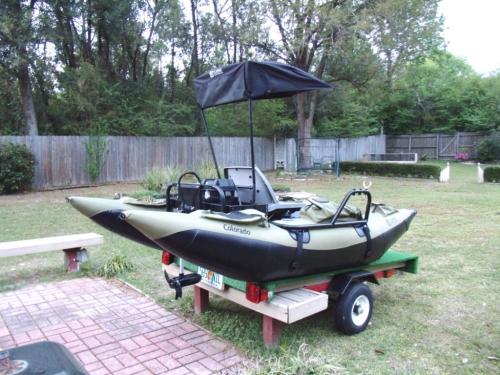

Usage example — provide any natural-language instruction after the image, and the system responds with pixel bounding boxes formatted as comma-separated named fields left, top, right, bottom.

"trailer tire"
left=334, top=282, right=373, bottom=335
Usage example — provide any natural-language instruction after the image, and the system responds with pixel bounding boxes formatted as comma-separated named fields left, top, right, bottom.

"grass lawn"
left=0, top=162, right=499, bottom=374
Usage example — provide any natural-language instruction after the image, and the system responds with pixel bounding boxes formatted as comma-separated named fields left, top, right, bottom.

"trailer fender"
left=329, top=271, right=379, bottom=299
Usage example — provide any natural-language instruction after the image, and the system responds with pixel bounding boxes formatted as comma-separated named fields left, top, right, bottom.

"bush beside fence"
left=484, top=166, right=500, bottom=182
left=0, top=142, right=35, bottom=194
left=340, top=162, right=441, bottom=179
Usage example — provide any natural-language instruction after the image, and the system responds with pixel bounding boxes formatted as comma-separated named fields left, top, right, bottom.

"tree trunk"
left=190, top=0, right=199, bottom=78
left=17, top=62, right=38, bottom=136
left=296, top=90, right=319, bottom=169
left=231, top=0, right=237, bottom=63
left=53, top=4, right=77, bottom=68
left=142, top=2, right=158, bottom=78
left=169, top=40, right=176, bottom=101
left=82, top=0, right=93, bottom=62
left=296, top=92, right=310, bottom=169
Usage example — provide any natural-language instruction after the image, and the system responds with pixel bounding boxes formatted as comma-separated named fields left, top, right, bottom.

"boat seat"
left=178, top=183, right=201, bottom=212
left=224, top=166, right=278, bottom=206
left=267, top=202, right=305, bottom=220
left=224, top=166, right=305, bottom=219
left=202, top=209, right=266, bottom=224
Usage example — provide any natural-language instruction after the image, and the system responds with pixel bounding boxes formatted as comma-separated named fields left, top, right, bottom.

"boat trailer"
left=162, top=250, right=418, bottom=347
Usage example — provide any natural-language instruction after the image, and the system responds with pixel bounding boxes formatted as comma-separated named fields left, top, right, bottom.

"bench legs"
left=63, top=248, right=80, bottom=272
left=262, top=315, right=283, bottom=348
left=194, top=286, right=209, bottom=314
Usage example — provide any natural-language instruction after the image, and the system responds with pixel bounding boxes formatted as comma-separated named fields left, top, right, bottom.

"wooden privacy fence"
left=386, top=132, right=486, bottom=159
left=0, top=134, right=385, bottom=189
left=0, top=136, right=274, bottom=189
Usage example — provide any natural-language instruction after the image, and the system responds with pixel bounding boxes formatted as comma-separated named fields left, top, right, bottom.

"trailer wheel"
left=334, top=282, right=373, bottom=335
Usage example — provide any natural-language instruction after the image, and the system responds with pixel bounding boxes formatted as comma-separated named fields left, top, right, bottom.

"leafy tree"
left=0, top=0, right=42, bottom=135
left=204, top=99, right=295, bottom=137
left=0, top=0, right=497, bottom=140
left=365, top=0, right=443, bottom=88
left=381, top=53, right=500, bottom=134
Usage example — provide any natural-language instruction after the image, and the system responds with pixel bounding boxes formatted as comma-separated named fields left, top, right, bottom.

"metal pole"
left=248, top=99, right=256, bottom=204
left=200, top=108, right=221, bottom=178
left=335, top=138, right=340, bottom=178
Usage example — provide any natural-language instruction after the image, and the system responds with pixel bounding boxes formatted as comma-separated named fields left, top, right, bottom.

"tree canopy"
left=0, top=0, right=498, bottom=139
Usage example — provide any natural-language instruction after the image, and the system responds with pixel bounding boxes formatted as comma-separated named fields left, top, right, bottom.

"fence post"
left=273, top=136, right=276, bottom=170
left=436, top=134, right=439, bottom=160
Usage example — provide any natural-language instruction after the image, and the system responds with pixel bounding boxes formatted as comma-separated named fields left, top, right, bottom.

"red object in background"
left=246, top=282, right=268, bottom=303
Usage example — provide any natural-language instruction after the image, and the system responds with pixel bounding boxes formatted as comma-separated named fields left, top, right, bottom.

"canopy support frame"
left=200, top=107, right=221, bottom=179
left=248, top=98, right=256, bottom=204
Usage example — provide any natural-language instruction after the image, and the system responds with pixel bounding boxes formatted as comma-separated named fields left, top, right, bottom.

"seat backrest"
left=178, top=184, right=201, bottom=212
left=224, top=166, right=278, bottom=205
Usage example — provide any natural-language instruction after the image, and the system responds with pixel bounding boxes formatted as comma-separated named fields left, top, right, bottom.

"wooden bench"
left=0, top=233, right=104, bottom=272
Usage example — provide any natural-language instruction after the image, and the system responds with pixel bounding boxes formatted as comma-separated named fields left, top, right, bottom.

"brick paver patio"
left=0, top=278, right=245, bottom=374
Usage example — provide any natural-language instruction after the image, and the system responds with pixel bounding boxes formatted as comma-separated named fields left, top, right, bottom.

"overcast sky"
left=440, top=0, right=500, bottom=75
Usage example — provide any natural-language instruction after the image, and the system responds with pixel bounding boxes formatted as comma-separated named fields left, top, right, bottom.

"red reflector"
left=246, top=282, right=268, bottom=303
left=385, top=269, right=395, bottom=278
left=162, top=251, right=173, bottom=265
left=304, top=282, right=329, bottom=292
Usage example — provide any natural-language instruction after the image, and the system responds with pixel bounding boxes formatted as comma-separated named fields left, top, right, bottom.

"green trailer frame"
left=173, top=250, right=418, bottom=294
left=164, top=249, right=419, bottom=347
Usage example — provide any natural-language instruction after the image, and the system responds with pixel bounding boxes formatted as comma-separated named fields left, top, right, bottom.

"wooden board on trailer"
left=164, top=263, right=328, bottom=324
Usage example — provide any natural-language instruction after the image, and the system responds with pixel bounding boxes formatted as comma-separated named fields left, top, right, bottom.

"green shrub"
left=127, top=190, right=163, bottom=200
left=476, top=133, right=500, bottom=162
left=97, top=255, right=135, bottom=278
left=484, top=166, right=500, bottom=183
left=84, top=135, right=109, bottom=182
left=340, top=161, right=441, bottom=179
left=0, top=142, right=35, bottom=194
left=272, top=184, right=291, bottom=192
left=195, top=160, right=220, bottom=180
left=142, top=166, right=181, bottom=192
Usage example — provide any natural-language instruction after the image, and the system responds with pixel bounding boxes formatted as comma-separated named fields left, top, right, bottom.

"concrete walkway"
left=0, top=278, right=245, bottom=374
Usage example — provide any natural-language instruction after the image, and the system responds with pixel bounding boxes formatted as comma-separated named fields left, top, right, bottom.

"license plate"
left=198, top=267, right=224, bottom=290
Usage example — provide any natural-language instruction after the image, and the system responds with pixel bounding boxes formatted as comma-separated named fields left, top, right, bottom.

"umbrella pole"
left=248, top=99, right=256, bottom=204
left=201, top=108, right=221, bottom=178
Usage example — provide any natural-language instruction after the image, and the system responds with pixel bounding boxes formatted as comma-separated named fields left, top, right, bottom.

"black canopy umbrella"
left=194, top=61, right=332, bottom=109
left=193, top=61, right=332, bottom=203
